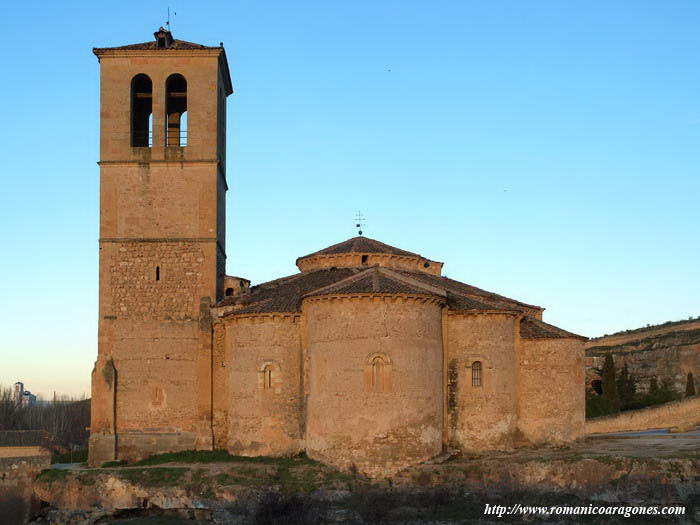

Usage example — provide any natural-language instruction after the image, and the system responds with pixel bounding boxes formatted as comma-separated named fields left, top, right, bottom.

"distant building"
left=13, top=382, right=37, bottom=407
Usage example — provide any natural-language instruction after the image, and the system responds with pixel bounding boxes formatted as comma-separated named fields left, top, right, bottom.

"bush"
left=586, top=393, right=620, bottom=418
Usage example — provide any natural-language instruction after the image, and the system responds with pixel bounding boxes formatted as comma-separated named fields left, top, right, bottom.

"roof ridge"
left=301, top=268, right=376, bottom=298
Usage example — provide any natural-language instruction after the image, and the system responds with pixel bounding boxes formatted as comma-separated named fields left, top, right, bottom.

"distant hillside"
left=590, top=316, right=700, bottom=342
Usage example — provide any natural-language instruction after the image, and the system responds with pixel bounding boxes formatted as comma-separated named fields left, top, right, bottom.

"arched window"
left=471, top=361, right=482, bottom=387
left=131, top=74, right=152, bottom=147
left=371, top=356, right=385, bottom=391
left=366, top=353, right=391, bottom=392
left=262, top=365, right=273, bottom=390
left=165, top=74, right=187, bottom=146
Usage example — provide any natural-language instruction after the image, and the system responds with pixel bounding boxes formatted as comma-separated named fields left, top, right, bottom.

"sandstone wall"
left=518, top=337, right=585, bottom=444
left=297, top=253, right=443, bottom=275
left=91, top=50, right=228, bottom=466
left=305, top=295, right=444, bottom=476
left=445, top=312, right=518, bottom=451
left=224, top=315, right=304, bottom=456
left=586, top=395, right=700, bottom=434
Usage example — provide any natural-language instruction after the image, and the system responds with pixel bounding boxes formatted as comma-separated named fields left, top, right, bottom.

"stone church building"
left=89, top=29, right=586, bottom=476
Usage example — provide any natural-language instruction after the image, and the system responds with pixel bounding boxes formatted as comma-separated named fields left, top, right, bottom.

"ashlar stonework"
left=89, top=28, right=586, bottom=477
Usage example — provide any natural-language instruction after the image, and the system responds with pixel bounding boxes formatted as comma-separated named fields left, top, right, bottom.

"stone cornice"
left=302, top=293, right=444, bottom=307
left=215, top=311, right=301, bottom=322
left=447, top=309, right=520, bottom=317
left=93, top=49, right=224, bottom=59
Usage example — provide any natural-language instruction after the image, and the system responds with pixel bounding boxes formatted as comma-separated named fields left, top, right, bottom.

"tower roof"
left=93, top=27, right=221, bottom=52
left=295, top=236, right=443, bottom=274
left=298, top=236, right=420, bottom=259
left=93, top=28, right=233, bottom=95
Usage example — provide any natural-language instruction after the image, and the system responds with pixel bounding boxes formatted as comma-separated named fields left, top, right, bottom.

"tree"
left=601, top=354, right=620, bottom=413
left=626, top=372, right=637, bottom=400
left=649, top=376, right=659, bottom=395
left=616, top=363, right=636, bottom=408
left=686, top=372, right=696, bottom=398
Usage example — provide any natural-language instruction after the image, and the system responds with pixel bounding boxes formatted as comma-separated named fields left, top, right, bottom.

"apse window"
left=262, top=364, right=274, bottom=391
left=471, top=361, right=482, bottom=387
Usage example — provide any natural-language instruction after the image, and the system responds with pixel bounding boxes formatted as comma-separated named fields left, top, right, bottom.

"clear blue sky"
left=1, top=1, right=699, bottom=397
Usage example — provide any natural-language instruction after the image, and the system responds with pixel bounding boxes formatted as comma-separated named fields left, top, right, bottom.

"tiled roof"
left=305, top=268, right=439, bottom=298
left=393, top=270, right=541, bottom=312
left=218, top=268, right=358, bottom=314
left=94, top=39, right=220, bottom=52
left=298, top=236, right=421, bottom=259
left=216, top=265, right=527, bottom=316
left=0, top=430, right=48, bottom=447
left=520, top=317, right=587, bottom=341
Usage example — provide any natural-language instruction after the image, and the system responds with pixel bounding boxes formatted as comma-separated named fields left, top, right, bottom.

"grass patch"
left=118, top=467, right=187, bottom=487
left=36, top=468, right=71, bottom=483
left=132, top=449, right=317, bottom=467
left=102, top=459, right=128, bottom=468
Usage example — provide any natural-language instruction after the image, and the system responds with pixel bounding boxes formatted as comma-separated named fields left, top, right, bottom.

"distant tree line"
left=0, top=385, right=90, bottom=453
left=587, top=356, right=696, bottom=418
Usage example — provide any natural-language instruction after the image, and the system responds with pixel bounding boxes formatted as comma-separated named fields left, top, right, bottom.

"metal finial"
left=166, top=7, right=177, bottom=31
left=355, top=211, right=366, bottom=236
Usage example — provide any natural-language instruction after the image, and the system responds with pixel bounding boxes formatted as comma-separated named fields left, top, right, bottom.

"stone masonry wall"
left=223, top=315, right=304, bottom=457
left=446, top=312, right=518, bottom=452
left=518, top=337, right=585, bottom=445
left=304, top=295, right=444, bottom=477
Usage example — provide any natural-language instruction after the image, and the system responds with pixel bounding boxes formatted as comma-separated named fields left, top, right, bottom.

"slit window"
left=471, top=361, right=482, bottom=387
left=131, top=74, right=153, bottom=147
left=262, top=365, right=273, bottom=390
left=166, top=74, right=187, bottom=146
left=155, top=266, right=160, bottom=281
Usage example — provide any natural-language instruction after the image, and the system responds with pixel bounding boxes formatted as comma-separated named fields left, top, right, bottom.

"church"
left=89, top=29, right=586, bottom=476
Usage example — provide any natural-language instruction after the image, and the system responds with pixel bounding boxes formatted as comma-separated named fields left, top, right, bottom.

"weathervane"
left=355, top=211, right=366, bottom=236
left=166, top=7, right=177, bottom=31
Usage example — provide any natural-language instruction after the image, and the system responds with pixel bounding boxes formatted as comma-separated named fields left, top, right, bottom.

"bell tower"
left=89, top=28, right=233, bottom=465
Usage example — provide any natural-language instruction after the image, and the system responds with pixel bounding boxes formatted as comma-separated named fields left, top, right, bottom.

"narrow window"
left=263, top=365, right=273, bottom=390
left=155, top=266, right=160, bottom=281
left=361, top=255, right=368, bottom=265
left=371, top=356, right=385, bottom=391
left=166, top=74, right=187, bottom=147
left=471, top=361, right=482, bottom=387
left=131, top=74, right=152, bottom=147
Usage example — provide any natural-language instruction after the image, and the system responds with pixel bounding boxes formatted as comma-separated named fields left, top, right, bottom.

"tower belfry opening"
left=166, top=74, right=187, bottom=146
left=131, top=74, right=152, bottom=147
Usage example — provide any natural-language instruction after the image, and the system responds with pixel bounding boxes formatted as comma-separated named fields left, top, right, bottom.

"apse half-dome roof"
left=295, top=236, right=443, bottom=274
left=298, top=236, right=420, bottom=259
